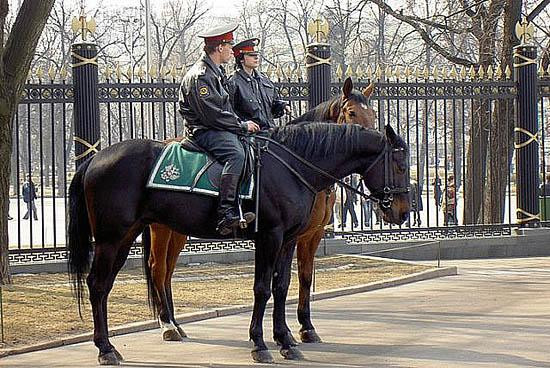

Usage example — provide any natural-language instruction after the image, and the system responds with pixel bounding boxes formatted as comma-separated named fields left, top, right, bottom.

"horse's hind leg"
left=149, top=224, right=181, bottom=341
left=165, top=232, right=188, bottom=338
left=88, top=240, right=133, bottom=365
left=296, top=230, right=323, bottom=343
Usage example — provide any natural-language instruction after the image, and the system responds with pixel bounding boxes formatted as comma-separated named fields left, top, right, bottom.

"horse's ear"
left=385, top=124, right=397, bottom=144
left=342, top=77, right=353, bottom=98
left=362, top=82, right=374, bottom=98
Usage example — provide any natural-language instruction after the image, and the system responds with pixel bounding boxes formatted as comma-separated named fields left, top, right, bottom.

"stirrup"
left=238, top=205, right=255, bottom=229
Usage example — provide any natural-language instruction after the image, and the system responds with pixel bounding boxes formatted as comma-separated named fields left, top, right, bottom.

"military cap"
left=233, top=38, right=260, bottom=57
left=198, top=23, right=238, bottom=45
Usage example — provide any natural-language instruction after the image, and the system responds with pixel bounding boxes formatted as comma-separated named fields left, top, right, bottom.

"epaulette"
left=196, top=63, right=207, bottom=76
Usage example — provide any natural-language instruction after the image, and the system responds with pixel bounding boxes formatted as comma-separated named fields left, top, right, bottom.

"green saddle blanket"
left=147, top=142, right=254, bottom=199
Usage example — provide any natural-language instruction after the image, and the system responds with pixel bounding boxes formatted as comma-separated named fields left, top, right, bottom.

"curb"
left=0, top=265, right=456, bottom=358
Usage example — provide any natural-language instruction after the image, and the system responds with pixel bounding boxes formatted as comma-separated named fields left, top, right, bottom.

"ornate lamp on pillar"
left=306, top=18, right=331, bottom=110
left=514, top=17, right=540, bottom=227
left=71, top=5, right=100, bottom=169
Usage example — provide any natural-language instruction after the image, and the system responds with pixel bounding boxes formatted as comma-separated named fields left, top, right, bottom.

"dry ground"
left=0, top=255, right=431, bottom=349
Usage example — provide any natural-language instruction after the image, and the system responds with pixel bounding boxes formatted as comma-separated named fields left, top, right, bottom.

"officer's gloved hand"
left=245, top=120, right=260, bottom=134
left=284, top=105, right=292, bottom=115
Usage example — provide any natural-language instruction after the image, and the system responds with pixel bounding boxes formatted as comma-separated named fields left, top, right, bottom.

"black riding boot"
left=217, top=174, right=255, bottom=235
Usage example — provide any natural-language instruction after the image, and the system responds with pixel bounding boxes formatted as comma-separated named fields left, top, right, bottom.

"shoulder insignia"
left=198, top=85, right=210, bottom=98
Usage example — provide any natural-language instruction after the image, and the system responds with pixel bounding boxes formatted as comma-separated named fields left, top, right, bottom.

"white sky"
left=84, top=0, right=242, bottom=18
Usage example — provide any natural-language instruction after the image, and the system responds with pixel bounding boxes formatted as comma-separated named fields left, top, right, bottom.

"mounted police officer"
left=230, top=38, right=289, bottom=130
left=178, top=24, right=259, bottom=236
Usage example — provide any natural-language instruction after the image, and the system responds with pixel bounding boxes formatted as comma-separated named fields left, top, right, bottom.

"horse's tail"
left=142, top=225, right=158, bottom=316
left=67, top=157, right=93, bottom=318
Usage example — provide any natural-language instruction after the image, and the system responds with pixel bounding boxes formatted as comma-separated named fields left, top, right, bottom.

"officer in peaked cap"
left=230, top=38, right=289, bottom=131
left=178, top=23, right=259, bottom=236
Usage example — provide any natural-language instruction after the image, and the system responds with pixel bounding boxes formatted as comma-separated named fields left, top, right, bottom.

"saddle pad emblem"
left=160, top=164, right=180, bottom=182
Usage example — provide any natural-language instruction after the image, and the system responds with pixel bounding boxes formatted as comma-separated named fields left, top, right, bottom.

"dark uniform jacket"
left=179, top=53, right=247, bottom=135
left=229, top=69, right=287, bottom=130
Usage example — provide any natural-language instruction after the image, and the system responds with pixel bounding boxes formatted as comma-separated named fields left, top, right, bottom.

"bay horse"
left=145, top=77, right=376, bottom=343
left=68, top=122, right=410, bottom=365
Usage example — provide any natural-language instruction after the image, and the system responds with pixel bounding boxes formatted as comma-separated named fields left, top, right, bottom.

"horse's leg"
left=296, top=191, right=334, bottom=343
left=88, top=240, right=132, bottom=365
left=149, top=224, right=181, bottom=341
left=272, top=239, right=304, bottom=360
left=87, top=244, right=117, bottom=365
left=296, top=230, right=323, bottom=343
left=249, top=231, right=280, bottom=363
left=165, top=231, right=188, bottom=338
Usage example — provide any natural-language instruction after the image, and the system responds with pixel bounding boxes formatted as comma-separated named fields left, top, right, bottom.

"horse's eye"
left=348, top=111, right=356, bottom=117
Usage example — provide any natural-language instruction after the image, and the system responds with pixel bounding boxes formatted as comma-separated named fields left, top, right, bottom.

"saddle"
left=147, top=137, right=255, bottom=199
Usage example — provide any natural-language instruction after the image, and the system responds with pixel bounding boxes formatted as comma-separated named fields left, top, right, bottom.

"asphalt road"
left=3, top=257, right=549, bottom=367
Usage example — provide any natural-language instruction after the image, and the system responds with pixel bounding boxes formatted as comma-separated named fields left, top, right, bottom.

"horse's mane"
left=268, top=122, right=383, bottom=160
left=290, top=100, right=332, bottom=123
left=290, top=90, right=372, bottom=125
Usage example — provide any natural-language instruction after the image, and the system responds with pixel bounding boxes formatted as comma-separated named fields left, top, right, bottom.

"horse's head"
left=362, top=125, right=410, bottom=225
left=332, top=77, right=376, bottom=129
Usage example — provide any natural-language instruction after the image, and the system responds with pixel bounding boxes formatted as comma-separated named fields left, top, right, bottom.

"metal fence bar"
left=7, top=76, right=537, bottom=263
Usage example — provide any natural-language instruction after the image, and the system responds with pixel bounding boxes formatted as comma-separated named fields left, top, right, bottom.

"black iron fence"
left=8, top=59, right=550, bottom=264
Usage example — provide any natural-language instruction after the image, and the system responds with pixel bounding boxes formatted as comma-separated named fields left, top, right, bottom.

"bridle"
left=252, top=134, right=410, bottom=209
left=361, top=143, right=410, bottom=209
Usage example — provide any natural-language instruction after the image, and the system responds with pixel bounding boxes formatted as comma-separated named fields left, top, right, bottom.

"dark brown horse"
left=68, top=122, right=410, bottom=365
left=145, top=77, right=377, bottom=343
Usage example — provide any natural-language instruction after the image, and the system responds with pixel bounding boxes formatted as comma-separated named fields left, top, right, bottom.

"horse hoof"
left=163, top=328, right=184, bottom=341
left=274, top=332, right=299, bottom=347
left=98, top=351, right=120, bottom=365
left=176, top=325, right=188, bottom=338
left=300, top=329, right=322, bottom=343
left=112, top=348, right=124, bottom=362
left=280, top=346, right=304, bottom=360
left=287, top=333, right=299, bottom=346
left=251, top=349, right=274, bottom=363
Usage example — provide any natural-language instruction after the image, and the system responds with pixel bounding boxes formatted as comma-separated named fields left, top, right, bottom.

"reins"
left=252, top=134, right=385, bottom=204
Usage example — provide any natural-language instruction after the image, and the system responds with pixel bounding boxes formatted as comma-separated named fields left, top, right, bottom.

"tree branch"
left=0, top=0, right=8, bottom=60
left=2, top=0, right=55, bottom=91
left=366, top=0, right=475, bottom=66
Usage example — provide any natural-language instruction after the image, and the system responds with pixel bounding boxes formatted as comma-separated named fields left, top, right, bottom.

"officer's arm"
left=195, top=75, right=247, bottom=133
left=270, top=86, right=288, bottom=119
left=225, top=77, right=237, bottom=110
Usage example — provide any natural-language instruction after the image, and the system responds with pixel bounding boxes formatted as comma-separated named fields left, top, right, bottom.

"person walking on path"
left=443, top=175, right=457, bottom=226
left=22, top=174, right=38, bottom=220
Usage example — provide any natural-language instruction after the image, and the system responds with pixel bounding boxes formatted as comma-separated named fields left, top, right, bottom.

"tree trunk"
left=482, top=0, right=520, bottom=224
left=464, top=98, right=490, bottom=224
left=0, top=0, right=55, bottom=284
left=463, top=0, right=505, bottom=224
left=0, top=104, right=14, bottom=284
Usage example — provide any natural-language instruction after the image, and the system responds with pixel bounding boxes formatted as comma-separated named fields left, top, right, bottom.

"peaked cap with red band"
left=198, top=23, right=238, bottom=45
left=233, top=38, right=260, bottom=57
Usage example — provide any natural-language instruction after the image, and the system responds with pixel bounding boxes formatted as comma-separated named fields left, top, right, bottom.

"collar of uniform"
left=236, top=68, right=259, bottom=82
left=201, top=53, right=223, bottom=78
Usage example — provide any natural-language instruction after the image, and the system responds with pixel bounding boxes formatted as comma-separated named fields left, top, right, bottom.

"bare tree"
left=150, top=0, right=208, bottom=72
left=364, top=0, right=528, bottom=225
left=0, top=0, right=55, bottom=284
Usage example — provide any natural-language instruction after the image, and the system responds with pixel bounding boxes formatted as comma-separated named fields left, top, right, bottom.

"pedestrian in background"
left=22, top=174, right=38, bottom=220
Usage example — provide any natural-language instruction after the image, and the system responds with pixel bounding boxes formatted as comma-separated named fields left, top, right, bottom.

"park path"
left=3, top=257, right=550, bottom=367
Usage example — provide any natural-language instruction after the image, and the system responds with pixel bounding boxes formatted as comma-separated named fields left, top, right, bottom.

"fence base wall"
left=10, top=230, right=550, bottom=274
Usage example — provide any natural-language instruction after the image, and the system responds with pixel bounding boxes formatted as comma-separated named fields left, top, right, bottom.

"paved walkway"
left=3, top=257, right=550, bottom=367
